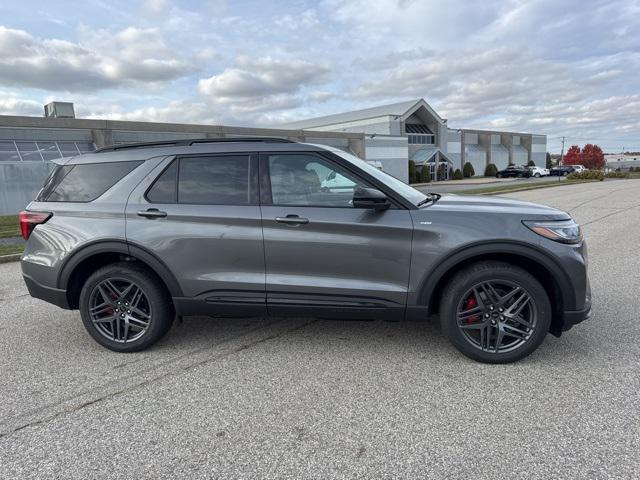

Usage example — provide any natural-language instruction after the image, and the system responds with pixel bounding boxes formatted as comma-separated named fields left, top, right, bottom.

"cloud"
left=196, top=56, right=331, bottom=120
left=0, top=25, right=196, bottom=91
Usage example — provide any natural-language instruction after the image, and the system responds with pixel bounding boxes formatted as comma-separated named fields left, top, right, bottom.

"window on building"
left=0, top=141, right=21, bottom=162
left=178, top=156, right=250, bottom=205
left=16, top=142, right=43, bottom=161
left=39, top=161, right=142, bottom=202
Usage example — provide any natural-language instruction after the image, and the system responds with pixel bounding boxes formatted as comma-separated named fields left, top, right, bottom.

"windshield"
left=328, top=148, right=429, bottom=206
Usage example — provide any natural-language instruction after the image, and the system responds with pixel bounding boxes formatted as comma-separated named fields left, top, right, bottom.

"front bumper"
left=23, top=273, right=70, bottom=309
left=562, top=304, right=592, bottom=331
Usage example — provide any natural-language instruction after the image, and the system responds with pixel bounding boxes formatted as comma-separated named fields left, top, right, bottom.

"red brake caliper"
left=464, top=295, right=481, bottom=323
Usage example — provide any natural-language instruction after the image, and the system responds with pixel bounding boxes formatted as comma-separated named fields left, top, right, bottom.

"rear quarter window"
left=37, top=161, right=142, bottom=202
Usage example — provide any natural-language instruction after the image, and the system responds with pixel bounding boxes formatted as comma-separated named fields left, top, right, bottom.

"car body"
left=528, top=166, right=550, bottom=177
left=571, top=165, right=587, bottom=173
left=550, top=165, right=575, bottom=176
left=496, top=165, right=532, bottom=178
left=20, top=138, right=591, bottom=363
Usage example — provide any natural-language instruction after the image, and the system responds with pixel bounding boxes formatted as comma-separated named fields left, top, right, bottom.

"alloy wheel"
left=88, top=278, right=152, bottom=343
left=456, top=280, right=537, bottom=353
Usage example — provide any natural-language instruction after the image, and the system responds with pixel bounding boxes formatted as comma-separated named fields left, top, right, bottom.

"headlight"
left=523, top=219, right=582, bottom=244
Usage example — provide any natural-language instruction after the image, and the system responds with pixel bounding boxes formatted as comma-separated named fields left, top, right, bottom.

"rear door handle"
left=137, top=208, right=167, bottom=219
left=275, top=215, right=309, bottom=225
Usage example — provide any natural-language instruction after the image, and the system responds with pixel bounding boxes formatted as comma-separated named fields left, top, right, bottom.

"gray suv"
left=20, top=138, right=591, bottom=363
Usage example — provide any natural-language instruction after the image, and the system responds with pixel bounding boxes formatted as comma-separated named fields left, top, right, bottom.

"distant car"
left=496, top=165, right=532, bottom=178
left=571, top=165, right=587, bottom=173
left=550, top=166, right=575, bottom=176
left=528, top=166, right=550, bottom=178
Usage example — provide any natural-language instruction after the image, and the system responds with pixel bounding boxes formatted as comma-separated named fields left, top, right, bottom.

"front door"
left=125, top=153, right=266, bottom=315
left=259, top=152, right=413, bottom=319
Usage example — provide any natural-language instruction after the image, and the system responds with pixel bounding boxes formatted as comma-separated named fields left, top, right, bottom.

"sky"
left=0, top=0, right=638, bottom=153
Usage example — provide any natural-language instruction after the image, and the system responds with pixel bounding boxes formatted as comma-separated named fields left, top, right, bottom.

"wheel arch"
left=418, top=242, right=575, bottom=336
left=58, top=240, right=183, bottom=309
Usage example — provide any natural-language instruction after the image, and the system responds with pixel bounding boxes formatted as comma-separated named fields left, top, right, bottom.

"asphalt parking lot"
left=1, top=179, right=639, bottom=479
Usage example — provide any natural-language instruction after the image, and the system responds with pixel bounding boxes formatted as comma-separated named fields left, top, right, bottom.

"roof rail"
left=94, top=137, right=295, bottom=153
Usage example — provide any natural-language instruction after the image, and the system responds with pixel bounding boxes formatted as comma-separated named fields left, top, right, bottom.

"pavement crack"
left=0, top=318, right=317, bottom=440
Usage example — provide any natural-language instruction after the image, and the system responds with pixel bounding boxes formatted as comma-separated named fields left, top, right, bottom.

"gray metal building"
left=1, top=98, right=547, bottom=214
left=282, top=98, right=547, bottom=180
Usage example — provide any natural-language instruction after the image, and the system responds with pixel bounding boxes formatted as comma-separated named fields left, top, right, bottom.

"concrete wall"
left=0, top=162, right=53, bottom=215
left=364, top=136, right=409, bottom=182
left=446, top=130, right=462, bottom=169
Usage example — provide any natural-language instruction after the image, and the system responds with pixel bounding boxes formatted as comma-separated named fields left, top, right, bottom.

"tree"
left=420, top=166, right=431, bottom=183
left=580, top=144, right=605, bottom=170
left=527, top=159, right=536, bottom=167
left=408, top=160, right=417, bottom=183
left=546, top=152, right=553, bottom=169
left=563, top=145, right=581, bottom=165
left=453, top=169, right=463, bottom=180
left=485, top=163, right=498, bottom=176
left=463, top=162, right=475, bottom=178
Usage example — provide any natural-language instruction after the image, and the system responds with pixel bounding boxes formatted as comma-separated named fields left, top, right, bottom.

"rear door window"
left=178, top=155, right=251, bottom=205
left=38, top=161, right=142, bottom=202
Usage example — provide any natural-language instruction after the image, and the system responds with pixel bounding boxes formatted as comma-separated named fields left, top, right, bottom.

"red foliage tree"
left=563, top=145, right=581, bottom=165
left=579, top=144, right=605, bottom=170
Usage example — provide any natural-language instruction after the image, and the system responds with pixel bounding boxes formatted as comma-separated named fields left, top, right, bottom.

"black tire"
left=534, top=173, right=541, bottom=178
left=439, top=261, right=551, bottom=363
left=496, top=173, right=502, bottom=178
left=517, top=173, right=523, bottom=178
left=79, top=262, right=174, bottom=352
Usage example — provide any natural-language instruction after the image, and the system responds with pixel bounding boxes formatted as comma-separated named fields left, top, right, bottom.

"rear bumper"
left=22, top=273, right=70, bottom=309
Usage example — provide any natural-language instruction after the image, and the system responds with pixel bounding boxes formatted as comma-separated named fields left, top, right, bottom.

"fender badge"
left=420, top=221, right=432, bottom=225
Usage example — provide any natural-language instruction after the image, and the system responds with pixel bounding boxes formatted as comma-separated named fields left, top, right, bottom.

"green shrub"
left=408, top=160, right=417, bottom=183
left=484, top=163, right=498, bottom=177
left=604, top=171, right=630, bottom=179
left=566, top=170, right=604, bottom=181
left=462, top=162, right=475, bottom=178
left=452, top=169, right=463, bottom=180
left=420, top=166, right=431, bottom=183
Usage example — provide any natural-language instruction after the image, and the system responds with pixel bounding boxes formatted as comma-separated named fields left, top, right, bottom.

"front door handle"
left=275, top=215, right=309, bottom=226
left=137, top=208, right=167, bottom=219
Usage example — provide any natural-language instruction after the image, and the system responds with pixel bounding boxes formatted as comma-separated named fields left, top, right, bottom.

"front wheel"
left=79, top=262, right=175, bottom=352
left=534, top=173, right=541, bottom=178
left=439, top=261, right=551, bottom=363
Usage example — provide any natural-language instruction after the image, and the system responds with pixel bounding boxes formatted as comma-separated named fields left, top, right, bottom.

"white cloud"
left=0, top=25, right=196, bottom=91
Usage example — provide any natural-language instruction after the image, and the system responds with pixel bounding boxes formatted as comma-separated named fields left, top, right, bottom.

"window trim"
left=259, top=151, right=406, bottom=210
left=144, top=153, right=259, bottom=206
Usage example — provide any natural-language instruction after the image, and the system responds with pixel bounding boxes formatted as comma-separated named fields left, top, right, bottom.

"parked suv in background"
left=21, top=138, right=591, bottom=363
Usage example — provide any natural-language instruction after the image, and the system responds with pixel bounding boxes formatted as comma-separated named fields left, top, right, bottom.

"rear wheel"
left=534, top=172, right=541, bottom=178
left=440, top=261, right=551, bottom=363
left=79, top=263, right=174, bottom=352
left=496, top=173, right=502, bottom=178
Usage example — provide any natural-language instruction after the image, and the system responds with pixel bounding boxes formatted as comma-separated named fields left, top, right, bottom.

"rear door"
left=259, top=151, right=413, bottom=318
left=125, top=153, right=266, bottom=315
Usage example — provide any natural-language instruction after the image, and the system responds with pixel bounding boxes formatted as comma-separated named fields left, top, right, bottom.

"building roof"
left=280, top=98, right=444, bottom=130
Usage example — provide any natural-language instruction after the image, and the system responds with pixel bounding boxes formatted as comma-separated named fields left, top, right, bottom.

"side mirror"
left=353, top=186, right=391, bottom=211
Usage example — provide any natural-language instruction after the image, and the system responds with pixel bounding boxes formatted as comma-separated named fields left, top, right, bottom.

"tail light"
left=19, top=211, right=52, bottom=240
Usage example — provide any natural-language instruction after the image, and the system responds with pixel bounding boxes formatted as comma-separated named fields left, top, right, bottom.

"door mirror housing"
left=353, top=186, right=391, bottom=211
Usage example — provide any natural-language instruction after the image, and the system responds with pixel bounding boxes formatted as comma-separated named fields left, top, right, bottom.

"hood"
left=427, top=194, right=570, bottom=220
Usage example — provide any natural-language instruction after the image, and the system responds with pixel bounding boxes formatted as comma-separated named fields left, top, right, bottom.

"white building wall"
left=364, top=136, right=409, bottom=182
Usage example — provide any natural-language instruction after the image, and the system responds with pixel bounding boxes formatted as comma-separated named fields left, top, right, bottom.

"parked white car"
left=528, top=166, right=550, bottom=177
left=571, top=165, right=587, bottom=173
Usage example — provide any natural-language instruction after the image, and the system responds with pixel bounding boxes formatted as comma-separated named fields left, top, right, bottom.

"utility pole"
left=558, top=136, right=565, bottom=183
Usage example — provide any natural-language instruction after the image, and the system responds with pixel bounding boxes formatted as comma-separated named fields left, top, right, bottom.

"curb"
left=0, top=254, right=21, bottom=264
